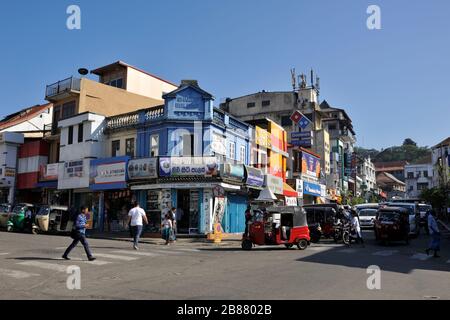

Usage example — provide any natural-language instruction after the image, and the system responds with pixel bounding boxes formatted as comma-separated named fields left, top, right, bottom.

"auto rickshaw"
left=303, top=204, right=339, bottom=243
left=0, top=204, right=12, bottom=228
left=7, top=203, right=40, bottom=234
left=374, top=206, right=410, bottom=245
left=241, top=206, right=310, bottom=250
left=35, top=205, right=72, bottom=234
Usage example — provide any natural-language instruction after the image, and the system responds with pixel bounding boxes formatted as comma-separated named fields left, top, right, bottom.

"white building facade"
left=404, top=163, right=433, bottom=198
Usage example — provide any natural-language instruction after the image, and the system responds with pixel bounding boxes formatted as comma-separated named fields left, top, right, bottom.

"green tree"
left=403, top=138, right=417, bottom=146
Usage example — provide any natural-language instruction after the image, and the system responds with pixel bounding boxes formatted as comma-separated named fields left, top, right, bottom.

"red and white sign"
left=290, top=110, right=302, bottom=124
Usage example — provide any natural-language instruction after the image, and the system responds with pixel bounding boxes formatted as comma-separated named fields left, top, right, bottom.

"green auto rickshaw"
left=0, top=204, right=12, bottom=229
left=7, top=203, right=40, bottom=234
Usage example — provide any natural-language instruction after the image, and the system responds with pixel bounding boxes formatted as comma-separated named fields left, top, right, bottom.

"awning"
left=283, top=182, right=298, bottom=197
left=254, top=188, right=277, bottom=202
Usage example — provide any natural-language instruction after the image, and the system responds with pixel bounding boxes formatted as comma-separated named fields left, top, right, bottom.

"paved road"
left=0, top=230, right=449, bottom=300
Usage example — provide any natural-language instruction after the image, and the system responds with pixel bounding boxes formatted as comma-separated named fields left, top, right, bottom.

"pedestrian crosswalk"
left=0, top=245, right=205, bottom=282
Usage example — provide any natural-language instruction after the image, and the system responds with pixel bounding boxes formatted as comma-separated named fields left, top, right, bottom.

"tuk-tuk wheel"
left=242, top=240, right=253, bottom=251
left=32, top=228, right=39, bottom=235
left=297, top=239, right=308, bottom=250
left=6, top=225, right=13, bottom=232
left=285, top=244, right=294, bottom=249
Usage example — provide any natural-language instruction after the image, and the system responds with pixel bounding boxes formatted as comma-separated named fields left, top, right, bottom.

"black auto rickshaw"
left=242, top=206, right=310, bottom=250
left=303, top=204, right=339, bottom=243
left=374, top=206, right=410, bottom=245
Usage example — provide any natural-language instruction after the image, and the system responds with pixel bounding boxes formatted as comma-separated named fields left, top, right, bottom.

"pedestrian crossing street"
left=0, top=246, right=202, bottom=281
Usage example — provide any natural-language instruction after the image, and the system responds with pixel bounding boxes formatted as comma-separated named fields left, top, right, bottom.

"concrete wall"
left=78, top=79, right=164, bottom=117
left=127, top=67, right=177, bottom=100
left=0, top=107, right=53, bottom=134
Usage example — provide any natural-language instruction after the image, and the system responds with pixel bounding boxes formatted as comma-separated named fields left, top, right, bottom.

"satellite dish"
left=78, top=68, right=89, bottom=75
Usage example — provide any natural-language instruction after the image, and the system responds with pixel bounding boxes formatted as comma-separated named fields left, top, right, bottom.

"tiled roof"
left=0, top=103, right=52, bottom=131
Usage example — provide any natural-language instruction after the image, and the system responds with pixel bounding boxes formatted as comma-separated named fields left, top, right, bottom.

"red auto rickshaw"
left=242, top=206, right=310, bottom=250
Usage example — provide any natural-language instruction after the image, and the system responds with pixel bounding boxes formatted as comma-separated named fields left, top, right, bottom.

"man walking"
left=170, top=207, right=177, bottom=241
left=426, top=210, right=441, bottom=258
left=63, top=207, right=96, bottom=261
left=128, top=201, right=148, bottom=250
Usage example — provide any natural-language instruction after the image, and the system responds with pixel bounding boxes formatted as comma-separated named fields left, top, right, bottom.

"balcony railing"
left=105, top=105, right=165, bottom=133
left=43, top=123, right=60, bottom=137
left=45, top=77, right=81, bottom=99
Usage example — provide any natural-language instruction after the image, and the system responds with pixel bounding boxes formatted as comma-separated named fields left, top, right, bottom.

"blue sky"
left=0, top=0, right=449, bottom=149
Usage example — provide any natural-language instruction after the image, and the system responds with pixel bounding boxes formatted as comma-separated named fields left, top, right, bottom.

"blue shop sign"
left=303, top=181, right=321, bottom=197
left=244, top=166, right=264, bottom=188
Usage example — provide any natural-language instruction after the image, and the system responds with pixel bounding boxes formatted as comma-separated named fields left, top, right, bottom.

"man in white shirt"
left=351, top=210, right=364, bottom=246
left=127, top=202, right=148, bottom=250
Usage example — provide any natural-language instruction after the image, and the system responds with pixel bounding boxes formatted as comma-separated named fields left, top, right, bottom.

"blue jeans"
left=429, top=233, right=441, bottom=251
left=63, top=233, right=93, bottom=258
left=132, top=225, right=143, bottom=246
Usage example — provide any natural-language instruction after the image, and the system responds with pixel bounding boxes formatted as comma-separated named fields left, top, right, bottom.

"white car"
left=358, top=208, right=378, bottom=229
left=386, top=202, right=420, bottom=236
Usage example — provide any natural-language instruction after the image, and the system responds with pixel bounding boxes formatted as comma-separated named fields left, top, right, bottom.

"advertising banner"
left=94, top=162, right=127, bottom=185
left=40, top=163, right=59, bottom=181
left=301, top=152, right=321, bottom=178
left=255, top=126, right=271, bottom=149
left=220, top=163, right=244, bottom=182
left=245, top=166, right=264, bottom=188
left=159, top=157, right=219, bottom=177
left=269, top=152, right=283, bottom=178
left=128, top=158, right=158, bottom=180
left=291, top=131, right=313, bottom=147
left=266, top=174, right=283, bottom=195
left=303, top=181, right=321, bottom=197
left=4, top=168, right=16, bottom=178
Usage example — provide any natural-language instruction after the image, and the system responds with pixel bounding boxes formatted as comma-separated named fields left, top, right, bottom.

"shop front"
left=90, top=156, right=131, bottom=232
left=303, top=180, right=321, bottom=204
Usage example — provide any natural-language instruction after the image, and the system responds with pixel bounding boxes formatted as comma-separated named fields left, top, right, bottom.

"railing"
left=43, top=123, right=60, bottom=137
left=105, top=105, right=165, bottom=133
left=45, top=76, right=81, bottom=98
left=213, top=110, right=225, bottom=124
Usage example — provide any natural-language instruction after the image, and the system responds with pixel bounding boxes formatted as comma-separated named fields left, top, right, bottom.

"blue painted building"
left=117, top=80, right=256, bottom=235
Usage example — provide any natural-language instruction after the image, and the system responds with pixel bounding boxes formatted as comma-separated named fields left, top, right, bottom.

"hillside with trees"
left=355, top=138, right=431, bottom=164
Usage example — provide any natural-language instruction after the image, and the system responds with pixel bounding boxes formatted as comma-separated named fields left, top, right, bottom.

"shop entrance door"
left=177, top=189, right=200, bottom=234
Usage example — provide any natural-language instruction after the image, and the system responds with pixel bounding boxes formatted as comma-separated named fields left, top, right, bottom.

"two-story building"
left=404, top=163, right=433, bottom=198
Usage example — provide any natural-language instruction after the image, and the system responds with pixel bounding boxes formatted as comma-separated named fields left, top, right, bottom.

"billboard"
left=301, top=152, right=321, bottom=178
left=159, top=157, right=219, bottom=177
left=128, top=158, right=158, bottom=180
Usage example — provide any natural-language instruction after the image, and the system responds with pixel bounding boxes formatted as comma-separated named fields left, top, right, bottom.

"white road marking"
left=171, top=248, right=201, bottom=252
left=111, top=250, right=161, bottom=257
left=0, top=268, right=40, bottom=279
left=54, top=247, right=67, bottom=250
left=92, top=253, right=138, bottom=261
left=411, top=253, right=432, bottom=261
left=372, top=250, right=399, bottom=256
left=151, top=249, right=183, bottom=255
left=17, top=261, right=68, bottom=272
left=0, top=253, right=10, bottom=255
left=68, top=258, right=112, bottom=266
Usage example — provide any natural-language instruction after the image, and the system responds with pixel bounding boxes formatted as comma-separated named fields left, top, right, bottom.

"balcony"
left=43, top=123, right=61, bottom=139
left=45, top=77, right=81, bottom=102
left=105, top=105, right=165, bottom=133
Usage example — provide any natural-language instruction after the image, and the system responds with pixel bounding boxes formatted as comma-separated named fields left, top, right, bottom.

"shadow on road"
left=9, top=257, right=63, bottom=261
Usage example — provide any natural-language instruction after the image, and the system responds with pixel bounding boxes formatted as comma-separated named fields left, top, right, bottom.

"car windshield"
left=359, top=209, right=377, bottom=216
left=419, top=204, right=431, bottom=212
left=37, top=207, right=50, bottom=216
left=378, top=212, right=401, bottom=222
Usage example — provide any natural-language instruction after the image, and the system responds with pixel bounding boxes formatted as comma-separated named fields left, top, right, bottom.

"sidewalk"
left=86, top=230, right=242, bottom=247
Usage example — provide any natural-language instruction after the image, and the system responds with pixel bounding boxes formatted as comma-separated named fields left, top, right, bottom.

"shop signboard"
left=159, top=157, right=219, bottom=177
left=296, top=179, right=304, bottom=198
left=291, top=131, right=313, bottom=147
left=301, top=152, right=321, bottom=178
left=64, top=160, right=84, bottom=178
left=245, top=166, right=264, bottom=188
left=39, top=163, right=59, bottom=181
left=303, top=181, right=321, bottom=197
left=320, top=184, right=327, bottom=198
left=128, top=158, right=158, bottom=180
left=285, top=197, right=298, bottom=206
left=4, top=168, right=16, bottom=178
left=220, top=163, right=244, bottom=182
left=90, top=156, right=129, bottom=190
left=266, top=174, right=283, bottom=195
